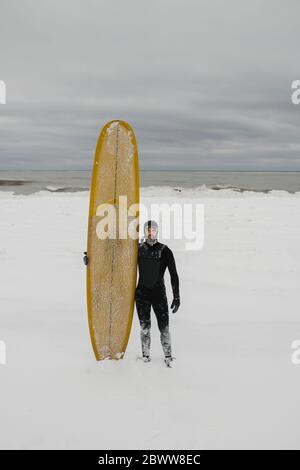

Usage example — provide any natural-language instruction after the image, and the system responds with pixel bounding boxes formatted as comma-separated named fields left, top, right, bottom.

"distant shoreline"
left=1, top=169, right=300, bottom=173
left=0, top=170, right=299, bottom=195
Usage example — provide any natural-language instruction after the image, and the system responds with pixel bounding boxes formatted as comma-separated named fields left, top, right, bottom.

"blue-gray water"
left=0, top=170, right=299, bottom=195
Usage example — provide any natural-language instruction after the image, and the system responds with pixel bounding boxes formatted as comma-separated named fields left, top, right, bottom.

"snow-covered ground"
left=0, top=188, right=300, bottom=449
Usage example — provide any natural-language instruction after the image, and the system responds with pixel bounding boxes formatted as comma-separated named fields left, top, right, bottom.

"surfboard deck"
left=86, top=120, right=139, bottom=360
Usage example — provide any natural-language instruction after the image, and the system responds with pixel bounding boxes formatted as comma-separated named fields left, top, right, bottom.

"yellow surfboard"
left=86, top=120, right=139, bottom=360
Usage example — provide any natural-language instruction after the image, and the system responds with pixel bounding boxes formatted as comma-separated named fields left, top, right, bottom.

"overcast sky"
left=1, top=0, right=300, bottom=170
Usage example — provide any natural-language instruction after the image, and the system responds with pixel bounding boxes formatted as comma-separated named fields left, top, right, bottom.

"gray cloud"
left=1, top=0, right=300, bottom=170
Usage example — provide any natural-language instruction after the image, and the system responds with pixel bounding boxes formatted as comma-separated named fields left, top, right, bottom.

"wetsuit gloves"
left=83, top=252, right=89, bottom=266
left=171, top=297, right=180, bottom=313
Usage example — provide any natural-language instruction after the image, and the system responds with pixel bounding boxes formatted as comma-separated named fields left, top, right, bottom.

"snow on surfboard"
left=86, top=120, right=139, bottom=360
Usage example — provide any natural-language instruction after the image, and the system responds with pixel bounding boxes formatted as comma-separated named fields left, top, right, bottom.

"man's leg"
left=135, top=295, right=152, bottom=358
left=152, top=295, right=172, bottom=358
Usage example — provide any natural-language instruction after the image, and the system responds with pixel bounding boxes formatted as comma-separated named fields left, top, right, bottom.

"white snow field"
left=0, top=187, right=300, bottom=450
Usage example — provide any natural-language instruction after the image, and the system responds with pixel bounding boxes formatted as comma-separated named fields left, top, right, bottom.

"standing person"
left=135, top=220, right=180, bottom=367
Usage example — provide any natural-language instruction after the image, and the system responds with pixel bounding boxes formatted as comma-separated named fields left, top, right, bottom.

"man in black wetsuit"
left=135, top=220, right=180, bottom=366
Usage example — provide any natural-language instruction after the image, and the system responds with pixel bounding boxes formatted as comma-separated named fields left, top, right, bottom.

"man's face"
left=146, top=227, right=157, bottom=239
